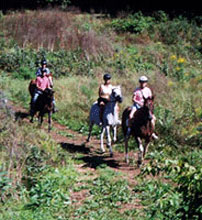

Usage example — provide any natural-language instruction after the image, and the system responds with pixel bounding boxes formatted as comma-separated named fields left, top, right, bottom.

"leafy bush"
left=111, top=12, right=155, bottom=33
left=27, top=167, right=77, bottom=209
left=140, top=149, right=202, bottom=219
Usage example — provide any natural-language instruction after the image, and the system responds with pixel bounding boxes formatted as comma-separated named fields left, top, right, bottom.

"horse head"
left=143, top=96, right=154, bottom=114
left=43, top=88, right=54, bottom=101
left=111, top=86, right=123, bottom=103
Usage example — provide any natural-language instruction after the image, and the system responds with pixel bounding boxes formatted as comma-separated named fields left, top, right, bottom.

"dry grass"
left=2, top=10, right=113, bottom=58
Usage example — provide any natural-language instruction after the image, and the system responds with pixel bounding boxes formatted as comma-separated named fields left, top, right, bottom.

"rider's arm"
left=36, top=68, right=42, bottom=77
left=48, top=75, right=53, bottom=87
left=98, top=85, right=102, bottom=97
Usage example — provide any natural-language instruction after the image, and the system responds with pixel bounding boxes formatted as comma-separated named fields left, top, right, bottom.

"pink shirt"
left=133, top=87, right=152, bottom=106
left=36, top=76, right=50, bottom=91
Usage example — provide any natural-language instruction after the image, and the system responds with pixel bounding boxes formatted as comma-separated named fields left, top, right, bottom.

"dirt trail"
left=8, top=101, right=142, bottom=211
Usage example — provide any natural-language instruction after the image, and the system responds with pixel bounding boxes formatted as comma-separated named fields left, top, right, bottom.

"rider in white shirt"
left=98, top=73, right=113, bottom=124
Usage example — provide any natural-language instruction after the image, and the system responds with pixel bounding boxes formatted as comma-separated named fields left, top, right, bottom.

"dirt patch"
left=6, top=100, right=144, bottom=212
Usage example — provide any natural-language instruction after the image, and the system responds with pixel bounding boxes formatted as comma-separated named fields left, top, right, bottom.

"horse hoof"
left=110, top=152, right=113, bottom=157
left=30, top=119, right=33, bottom=123
left=137, top=161, right=142, bottom=168
left=100, top=148, right=105, bottom=154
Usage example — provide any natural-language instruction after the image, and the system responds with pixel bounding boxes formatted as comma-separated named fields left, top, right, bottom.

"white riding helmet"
left=139, top=76, right=148, bottom=82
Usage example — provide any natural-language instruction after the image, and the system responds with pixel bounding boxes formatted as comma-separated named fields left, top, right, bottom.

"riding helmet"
left=103, top=73, right=111, bottom=80
left=41, top=59, right=47, bottom=65
left=139, top=75, right=148, bottom=82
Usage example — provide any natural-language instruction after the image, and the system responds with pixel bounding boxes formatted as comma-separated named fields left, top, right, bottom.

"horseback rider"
left=36, top=59, right=51, bottom=77
left=127, top=76, right=158, bottom=138
left=98, top=73, right=113, bottom=124
left=129, top=76, right=152, bottom=121
left=35, top=59, right=56, bottom=112
left=30, top=69, right=51, bottom=117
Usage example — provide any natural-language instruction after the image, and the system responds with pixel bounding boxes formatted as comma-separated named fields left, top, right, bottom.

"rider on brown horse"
left=30, top=69, right=51, bottom=117
left=35, top=59, right=57, bottom=112
left=127, top=76, right=157, bottom=139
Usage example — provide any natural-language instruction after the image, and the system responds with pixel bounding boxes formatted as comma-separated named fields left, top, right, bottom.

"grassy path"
left=8, top=100, right=144, bottom=217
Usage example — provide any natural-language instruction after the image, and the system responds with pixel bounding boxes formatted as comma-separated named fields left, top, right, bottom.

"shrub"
left=110, top=12, right=155, bottom=33
left=141, top=151, right=202, bottom=220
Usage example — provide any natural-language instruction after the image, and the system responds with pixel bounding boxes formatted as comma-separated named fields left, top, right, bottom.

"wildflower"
left=167, top=80, right=174, bottom=87
left=170, top=55, right=177, bottom=60
left=195, top=107, right=202, bottom=117
left=177, top=57, right=185, bottom=64
left=176, top=66, right=181, bottom=71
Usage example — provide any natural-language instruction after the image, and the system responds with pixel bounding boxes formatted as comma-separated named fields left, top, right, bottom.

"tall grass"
left=1, top=10, right=113, bottom=58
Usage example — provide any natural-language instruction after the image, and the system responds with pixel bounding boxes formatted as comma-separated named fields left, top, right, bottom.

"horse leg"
left=100, top=126, right=106, bottom=153
left=38, top=112, right=43, bottom=127
left=48, top=112, right=52, bottom=132
left=105, top=126, right=113, bottom=157
left=87, top=122, right=93, bottom=142
left=136, top=137, right=144, bottom=167
left=143, top=140, right=150, bottom=158
left=112, top=125, right=117, bottom=143
left=30, top=113, right=34, bottom=123
left=124, top=135, right=129, bottom=164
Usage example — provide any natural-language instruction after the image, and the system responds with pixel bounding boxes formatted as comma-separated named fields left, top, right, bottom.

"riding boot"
left=52, top=104, right=58, bottom=113
left=148, top=112, right=153, bottom=121
left=52, top=99, right=58, bottom=113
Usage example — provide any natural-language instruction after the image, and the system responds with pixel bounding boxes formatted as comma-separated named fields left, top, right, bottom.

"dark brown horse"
left=29, top=81, right=54, bottom=132
left=122, top=96, right=156, bottom=167
left=29, top=79, right=36, bottom=98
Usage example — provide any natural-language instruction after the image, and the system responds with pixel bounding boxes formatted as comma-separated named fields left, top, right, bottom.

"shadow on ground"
left=77, top=154, right=120, bottom=169
left=60, top=141, right=120, bottom=169
left=60, top=142, right=91, bottom=154
left=15, top=111, right=30, bottom=121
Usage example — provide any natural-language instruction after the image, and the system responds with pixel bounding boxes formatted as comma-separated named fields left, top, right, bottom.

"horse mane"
left=133, top=106, right=149, bottom=127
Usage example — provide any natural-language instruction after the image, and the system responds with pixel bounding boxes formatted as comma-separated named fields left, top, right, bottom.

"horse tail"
left=122, top=107, right=131, bottom=137
left=29, top=79, right=36, bottom=98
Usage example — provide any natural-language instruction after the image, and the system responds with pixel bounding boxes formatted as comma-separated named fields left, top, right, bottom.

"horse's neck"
left=134, top=107, right=149, bottom=123
left=105, top=100, right=117, bottom=115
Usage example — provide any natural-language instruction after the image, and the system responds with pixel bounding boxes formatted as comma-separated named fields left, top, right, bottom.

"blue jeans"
left=32, top=89, right=43, bottom=104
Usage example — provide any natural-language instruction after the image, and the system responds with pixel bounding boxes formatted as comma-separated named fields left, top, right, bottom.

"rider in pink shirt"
left=127, top=76, right=158, bottom=139
left=36, top=74, right=50, bottom=91
left=129, top=76, right=152, bottom=120
left=30, top=69, right=51, bottom=115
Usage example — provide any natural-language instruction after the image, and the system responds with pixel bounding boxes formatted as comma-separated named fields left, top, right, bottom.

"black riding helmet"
left=41, top=59, right=47, bottom=66
left=103, top=73, right=111, bottom=80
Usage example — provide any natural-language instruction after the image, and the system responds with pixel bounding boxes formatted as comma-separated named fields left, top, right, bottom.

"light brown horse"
left=122, top=96, right=156, bottom=167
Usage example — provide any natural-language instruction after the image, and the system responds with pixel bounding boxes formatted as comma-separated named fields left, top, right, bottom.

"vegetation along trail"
left=6, top=95, right=143, bottom=213
left=0, top=8, right=201, bottom=220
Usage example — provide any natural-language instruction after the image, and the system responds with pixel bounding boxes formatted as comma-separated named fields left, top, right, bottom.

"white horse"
left=87, top=86, right=123, bottom=156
